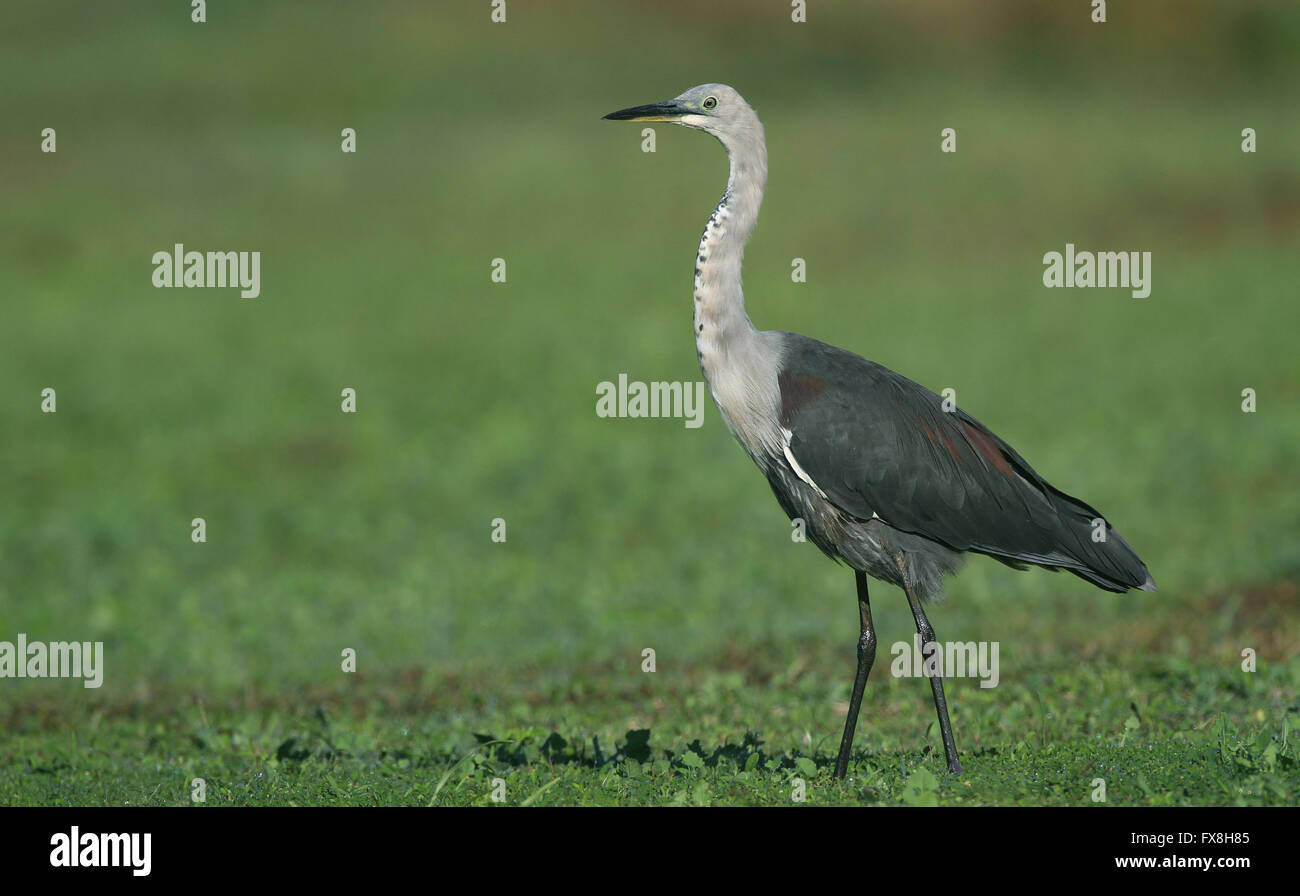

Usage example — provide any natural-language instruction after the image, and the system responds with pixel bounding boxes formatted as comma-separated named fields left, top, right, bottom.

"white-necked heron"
left=604, top=84, right=1154, bottom=778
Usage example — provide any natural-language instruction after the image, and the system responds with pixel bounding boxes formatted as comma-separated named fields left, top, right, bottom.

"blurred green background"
left=1, top=1, right=1297, bottom=804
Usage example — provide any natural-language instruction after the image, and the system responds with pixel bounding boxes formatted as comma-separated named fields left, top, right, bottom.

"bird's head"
left=603, top=84, right=761, bottom=148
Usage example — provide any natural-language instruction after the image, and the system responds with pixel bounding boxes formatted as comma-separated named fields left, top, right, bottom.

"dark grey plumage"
left=768, top=332, right=1155, bottom=601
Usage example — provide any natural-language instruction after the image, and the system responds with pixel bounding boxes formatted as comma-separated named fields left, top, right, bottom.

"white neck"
left=693, top=129, right=767, bottom=372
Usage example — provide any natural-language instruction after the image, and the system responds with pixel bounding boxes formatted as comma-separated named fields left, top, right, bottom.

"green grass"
left=1, top=0, right=1298, bottom=805
left=5, top=649, right=1297, bottom=805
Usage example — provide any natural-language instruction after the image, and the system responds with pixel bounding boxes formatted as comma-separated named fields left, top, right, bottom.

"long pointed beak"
left=602, top=101, right=686, bottom=122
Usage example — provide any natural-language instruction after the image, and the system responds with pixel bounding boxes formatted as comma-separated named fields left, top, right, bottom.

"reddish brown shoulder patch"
left=778, top=370, right=827, bottom=426
left=959, top=420, right=1015, bottom=475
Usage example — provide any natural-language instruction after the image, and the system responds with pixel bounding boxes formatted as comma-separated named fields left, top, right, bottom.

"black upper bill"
left=602, top=101, right=684, bottom=121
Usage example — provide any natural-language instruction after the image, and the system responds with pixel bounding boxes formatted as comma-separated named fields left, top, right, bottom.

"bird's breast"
left=694, top=325, right=785, bottom=466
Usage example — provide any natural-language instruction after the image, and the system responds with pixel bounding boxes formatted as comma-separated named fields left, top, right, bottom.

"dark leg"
left=833, top=570, right=876, bottom=779
left=895, top=554, right=963, bottom=774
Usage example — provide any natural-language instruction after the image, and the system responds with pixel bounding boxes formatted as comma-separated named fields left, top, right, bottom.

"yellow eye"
left=702, top=96, right=718, bottom=110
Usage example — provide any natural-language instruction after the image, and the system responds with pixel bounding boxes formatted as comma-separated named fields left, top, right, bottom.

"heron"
left=603, top=84, right=1155, bottom=778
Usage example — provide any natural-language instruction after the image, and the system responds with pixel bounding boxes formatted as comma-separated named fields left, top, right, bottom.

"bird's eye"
left=702, top=96, right=718, bottom=110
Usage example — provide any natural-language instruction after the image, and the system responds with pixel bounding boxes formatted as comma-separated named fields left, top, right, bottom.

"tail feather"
left=1046, top=488, right=1154, bottom=593
left=976, top=486, right=1154, bottom=593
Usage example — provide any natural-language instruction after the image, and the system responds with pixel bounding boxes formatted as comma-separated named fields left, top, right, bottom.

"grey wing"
left=775, top=333, right=1152, bottom=591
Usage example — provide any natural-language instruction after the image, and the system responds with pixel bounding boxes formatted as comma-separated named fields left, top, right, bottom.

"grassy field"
left=1, top=1, right=1297, bottom=806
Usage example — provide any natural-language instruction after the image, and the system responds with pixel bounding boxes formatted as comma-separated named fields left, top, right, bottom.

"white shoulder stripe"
left=781, top=426, right=828, bottom=500
left=780, top=426, right=883, bottom=522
